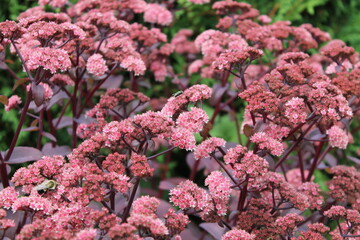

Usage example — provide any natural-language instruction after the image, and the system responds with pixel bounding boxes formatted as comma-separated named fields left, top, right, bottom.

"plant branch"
left=121, top=178, right=140, bottom=223
left=4, top=91, right=33, bottom=162
left=275, top=118, right=319, bottom=169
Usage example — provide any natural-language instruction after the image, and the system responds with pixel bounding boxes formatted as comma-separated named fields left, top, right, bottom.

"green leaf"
left=313, top=169, right=330, bottom=192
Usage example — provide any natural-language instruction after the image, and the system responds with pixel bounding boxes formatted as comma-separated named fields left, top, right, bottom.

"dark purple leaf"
left=115, top=194, right=127, bottom=213
left=4, top=210, right=21, bottom=239
left=234, top=77, right=243, bottom=90
left=264, top=154, right=275, bottom=171
left=101, top=75, right=123, bottom=89
left=222, top=105, right=231, bottom=112
left=42, top=143, right=71, bottom=156
left=32, top=83, right=45, bottom=106
left=347, top=156, right=360, bottom=165
left=306, top=129, right=326, bottom=140
left=0, top=51, right=4, bottom=61
left=212, top=142, right=237, bottom=159
left=227, top=90, right=237, bottom=98
left=141, top=188, right=158, bottom=196
left=157, top=199, right=173, bottom=216
left=324, top=153, right=337, bottom=167
left=172, top=77, right=189, bottom=88
left=340, top=118, right=350, bottom=131
left=218, top=221, right=224, bottom=228
left=248, top=191, right=261, bottom=198
left=66, top=127, right=73, bottom=135
left=46, top=91, right=68, bottom=110
left=222, top=142, right=238, bottom=151
left=186, top=152, right=205, bottom=171
left=52, top=116, right=72, bottom=129
left=0, top=62, right=7, bottom=70
left=228, top=210, right=240, bottom=222
left=41, top=132, right=57, bottom=142
left=5, top=147, right=43, bottom=164
left=254, top=120, right=266, bottom=133
left=204, top=157, right=220, bottom=172
left=138, top=79, right=151, bottom=88
left=317, top=162, right=327, bottom=169
left=308, top=133, right=327, bottom=141
left=88, top=200, right=103, bottom=211
left=180, top=223, right=202, bottom=239
left=159, top=177, right=187, bottom=190
left=28, top=102, right=43, bottom=113
left=0, top=52, right=6, bottom=70
left=200, top=223, right=225, bottom=239
left=210, top=83, right=229, bottom=105
left=74, top=115, right=95, bottom=124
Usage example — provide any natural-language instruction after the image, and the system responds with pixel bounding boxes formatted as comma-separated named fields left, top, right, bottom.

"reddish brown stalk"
left=4, top=91, right=33, bottom=162
left=54, top=99, right=71, bottom=129
left=211, top=154, right=238, bottom=186
left=10, top=40, right=34, bottom=82
left=0, top=154, right=9, bottom=188
left=189, top=159, right=200, bottom=181
left=237, top=177, right=248, bottom=211
left=46, top=110, right=57, bottom=147
left=298, top=151, right=306, bottom=182
left=121, top=178, right=140, bottom=223
left=306, top=145, right=331, bottom=181
left=158, top=150, right=172, bottom=198
left=76, top=63, right=119, bottom=117
left=275, top=118, right=319, bottom=169
left=36, top=107, right=45, bottom=149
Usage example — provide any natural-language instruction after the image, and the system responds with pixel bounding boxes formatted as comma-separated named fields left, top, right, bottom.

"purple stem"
left=121, top=178, right=140, bottom=223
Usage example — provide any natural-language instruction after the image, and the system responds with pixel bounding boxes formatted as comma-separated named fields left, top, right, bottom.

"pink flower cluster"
left=144, top=4, right=173, bottom=26
left=176, top=107, right=209, bottom=133
left=161, top=84, right=212, bottom=117
left=327, top=125, right=349, bottom=149
left=194, top=137, right=226, bottom=160
left=26, top=47, right=71, bottom=73
left=128, top=196, right=169, bottom=236
left=169, top=127, right=197, bottom=150
left=205, top=171, right=231, bottom=216
left=213, top=47, right=263, bottom=71
left=250, top=132, right=284, bottom=156
left=86, top=53, right=108, bottom=76
left=130, top=153, right=154, bottom=178
left=170, top=180, right=211, bottom=210
left=4, top=95, right=21, bottom=111
left=120, top=56, right=146, bottom=76
left=38, top=0, right=68, bottom=8
left=284, top=97, right=307, bottom=124
left=222, top=229, right=255, bottom=240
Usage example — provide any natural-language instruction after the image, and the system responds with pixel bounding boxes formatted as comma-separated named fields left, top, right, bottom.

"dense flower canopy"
left=0, top=0, right=359, bottom=239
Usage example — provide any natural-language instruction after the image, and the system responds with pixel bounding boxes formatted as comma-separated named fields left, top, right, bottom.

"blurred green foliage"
left=172, top=0, right=360, bottom=51
left=247, top=0, right=360, bottom=51
left=2, top=0, right=360, bottom=49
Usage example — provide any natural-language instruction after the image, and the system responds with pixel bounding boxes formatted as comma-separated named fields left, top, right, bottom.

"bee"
left=34, top=179, right=58, bottom=193
left=172, top=91, right=183, bottom=97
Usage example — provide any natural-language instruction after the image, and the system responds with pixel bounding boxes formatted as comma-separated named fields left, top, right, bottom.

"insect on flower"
left=172, top=91, right=183, bottom=97
left=34, top=179, right=58, bottom=193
